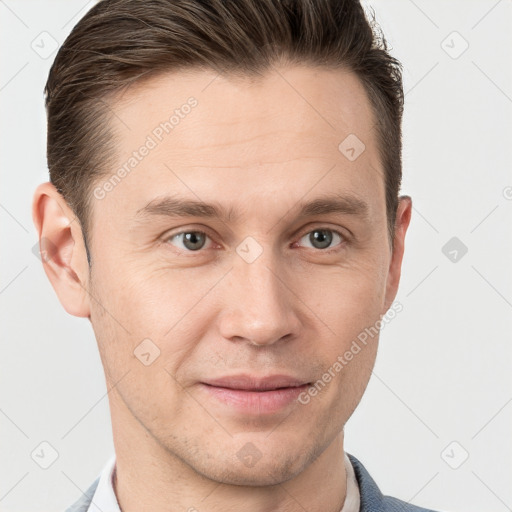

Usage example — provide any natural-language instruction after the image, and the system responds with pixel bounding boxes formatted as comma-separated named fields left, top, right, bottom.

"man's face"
left=85, top=65, right=403, bottom=484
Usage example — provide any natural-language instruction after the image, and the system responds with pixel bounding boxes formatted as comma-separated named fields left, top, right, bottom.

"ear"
left=383, top=195, right=412, bottom=312
left=32, top=182, right=91, bottom=318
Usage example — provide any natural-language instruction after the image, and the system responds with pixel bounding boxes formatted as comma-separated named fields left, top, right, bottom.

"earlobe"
left=32, top=182, right=91, bottom=318
left=383, top=195, right=412, bottom=312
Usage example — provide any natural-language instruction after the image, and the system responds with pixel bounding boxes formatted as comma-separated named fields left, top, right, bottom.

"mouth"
left=199, top=374, right=311, bottom=414
left=202, top=374, right=310, bottom=390
left=210, top=385, right=304, bottom=392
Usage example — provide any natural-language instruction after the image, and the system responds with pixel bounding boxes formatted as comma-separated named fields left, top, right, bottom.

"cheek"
left=293, top=256, right=387, bottom=398
left=89, top=260, right=214, bottom=384
left=89, top=275, right=190, bottom=420
left=298, top=256, right=389, bottom=331
left=92, top=255, right=192, bottom=335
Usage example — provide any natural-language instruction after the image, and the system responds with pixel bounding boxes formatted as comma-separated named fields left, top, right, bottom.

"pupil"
left=184, top=232, right=205, bottom=250
left=311, top=230, right=332, bottom=249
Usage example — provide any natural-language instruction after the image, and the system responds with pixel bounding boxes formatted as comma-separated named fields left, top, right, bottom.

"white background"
left=1, top=1, right=511, bottom=511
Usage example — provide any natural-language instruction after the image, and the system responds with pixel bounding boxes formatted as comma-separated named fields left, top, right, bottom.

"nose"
left=217, top=247, right=301, bottom=347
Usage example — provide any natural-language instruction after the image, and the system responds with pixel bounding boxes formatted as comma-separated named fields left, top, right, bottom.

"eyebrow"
left=134, top=194, right=369, bottom=224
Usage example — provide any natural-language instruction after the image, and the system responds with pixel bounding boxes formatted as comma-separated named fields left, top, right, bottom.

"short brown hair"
left=45, top=0, right=404, bottom=265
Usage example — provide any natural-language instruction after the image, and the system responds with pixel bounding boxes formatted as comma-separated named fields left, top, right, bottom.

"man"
left=32, top=0, right=442, bottom=511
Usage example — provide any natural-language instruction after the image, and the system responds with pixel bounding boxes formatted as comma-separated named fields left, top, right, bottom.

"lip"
left=199, top=374, right=311, bottom=414
left=202, top=374, right=308, bottom=391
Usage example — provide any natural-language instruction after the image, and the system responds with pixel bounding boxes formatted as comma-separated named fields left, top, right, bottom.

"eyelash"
left=163, top=226, right=347, bottom=254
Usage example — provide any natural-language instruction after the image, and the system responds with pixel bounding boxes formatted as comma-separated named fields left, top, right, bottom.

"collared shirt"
left=87, top=451, right=360, bottom=512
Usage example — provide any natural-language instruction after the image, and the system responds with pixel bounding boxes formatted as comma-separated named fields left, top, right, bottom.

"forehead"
left=95, top=64, right=384, bottom=223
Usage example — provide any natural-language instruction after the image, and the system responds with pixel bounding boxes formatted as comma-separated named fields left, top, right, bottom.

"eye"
left=297, top=228, right=345, bottom=251
left=163, top=227, right=346, bottom=254
left=165, top=230, right=213, bottom=252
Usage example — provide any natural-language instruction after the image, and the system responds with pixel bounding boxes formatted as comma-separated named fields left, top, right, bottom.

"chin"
left=189, top=440, right=316, bottom=487
left=204, top=459, right=302, bottom=487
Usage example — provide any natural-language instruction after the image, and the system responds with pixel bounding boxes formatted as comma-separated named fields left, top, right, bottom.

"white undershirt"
left=87, top=451, right=360, bottom=512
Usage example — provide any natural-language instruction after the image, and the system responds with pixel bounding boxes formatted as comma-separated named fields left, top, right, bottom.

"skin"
left=32, top=64, right=412, bottom=512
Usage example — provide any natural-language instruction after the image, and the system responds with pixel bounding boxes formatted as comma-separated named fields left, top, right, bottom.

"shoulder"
left=381, top=495, right=442, bottom=512
left=64, top=476, right=100, bottom=512
left=347, top=453, right=445, bottom=512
